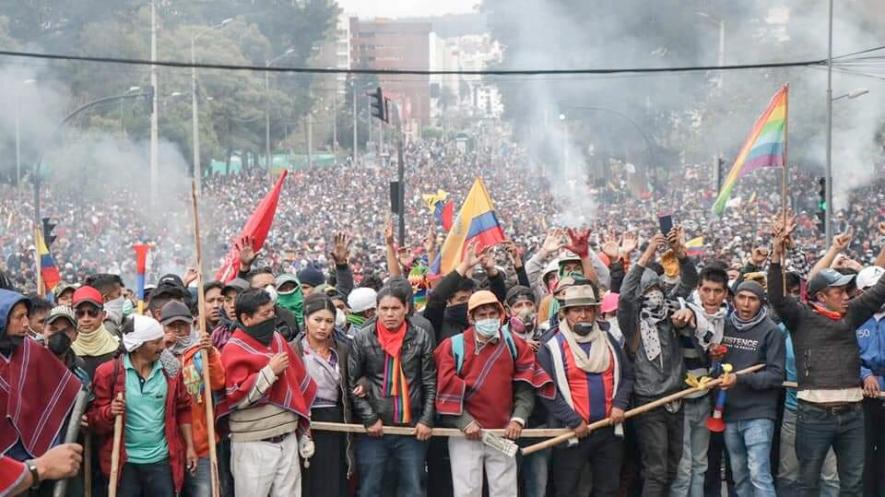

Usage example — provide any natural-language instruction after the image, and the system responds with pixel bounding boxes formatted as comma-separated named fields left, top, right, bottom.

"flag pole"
left=191, top=181, right=221, bottom=497
left=34, top=227, right=44, bottom=296
left=781, top=83, right=790, bottom=294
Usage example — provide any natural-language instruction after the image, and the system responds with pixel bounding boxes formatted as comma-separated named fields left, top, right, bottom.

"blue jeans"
left=519, top=448, right=550, bottom=497
left=357, top=434, right=428, bottom=497
left=183, top=457, right=211, bottom=497
left=776, top=408, right=839, bottom=497
left=671, top=396, right=711, bottom=497
left=118, top=460, right=174, bottom=497
left=723, top=419, right=776, bottom=497
left=796, top=401, right=864, bottom=497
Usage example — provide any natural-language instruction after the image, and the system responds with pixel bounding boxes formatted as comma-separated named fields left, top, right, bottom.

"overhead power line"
left=0, top=49, right=829, bottom=76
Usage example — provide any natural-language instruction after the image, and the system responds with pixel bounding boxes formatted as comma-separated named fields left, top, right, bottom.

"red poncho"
left=435, top=328, right=554, bottom=429
left=218, top=330, right=316, bottom=429
left=0, top=456, right=27, bottom=496
left=0, top=338, right=81, bottom=457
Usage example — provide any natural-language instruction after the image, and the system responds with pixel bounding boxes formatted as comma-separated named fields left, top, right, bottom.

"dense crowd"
left=2, top=130, right=885, bottom=497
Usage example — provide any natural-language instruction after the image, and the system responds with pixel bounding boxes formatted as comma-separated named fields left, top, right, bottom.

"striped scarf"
left=376, top=321, right=412, bottom=424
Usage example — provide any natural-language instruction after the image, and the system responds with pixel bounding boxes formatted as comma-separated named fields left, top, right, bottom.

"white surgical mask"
left=336, top=309, right=346, bottom=329
left=474, top=318, right=500, bottom=338
left=104, top=296, right=125, bottom=324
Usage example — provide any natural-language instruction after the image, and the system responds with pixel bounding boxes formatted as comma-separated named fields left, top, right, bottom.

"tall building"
left=350, top=17, right=432, bottom=133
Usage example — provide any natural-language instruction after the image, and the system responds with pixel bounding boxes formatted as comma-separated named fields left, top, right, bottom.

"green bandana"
left=277, top=288, right=304, bottom=327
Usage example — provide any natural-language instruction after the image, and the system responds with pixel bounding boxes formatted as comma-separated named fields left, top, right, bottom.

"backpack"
left=451, top=328, right=518, bottom=375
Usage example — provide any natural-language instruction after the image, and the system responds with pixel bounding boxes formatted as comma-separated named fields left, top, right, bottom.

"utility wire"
left=0, top=49, right=828, bottom=75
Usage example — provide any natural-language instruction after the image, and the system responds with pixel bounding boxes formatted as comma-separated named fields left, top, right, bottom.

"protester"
left=618, top=228, right=698, bottom=497
left=291, top=294, right=354, bottom=497
left=346, top=286, right=377, bottom=335
left=88, top=314, right=195, bottom=497
left=718, top=281, right=785, bottom=497
left=768, top=215, right=885, bottom=496
left=275, top=273, right=305, bottom=328
left=219, top=288, right=317, bottom=497
left=854, top=265, right=885, bottom=497
left=202, top=281, right=225, bottom=331
left=43, top=305, right=91, bottom=387
left=0, top=288, right=82, bottom=470
left=26, top=296, right=52, bottom=340
left=538, top=284, right=634, bottom=497
left=434, top=290, right=553, bottom=497
left=348, top=283, right=436, bottom=497
left=70, top=286, right=119, bottom=380
left=211, top=278, right=249, bottom=350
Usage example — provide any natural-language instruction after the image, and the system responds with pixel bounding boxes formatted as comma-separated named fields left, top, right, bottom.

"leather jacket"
left=347, top=320, right=437, bottom=427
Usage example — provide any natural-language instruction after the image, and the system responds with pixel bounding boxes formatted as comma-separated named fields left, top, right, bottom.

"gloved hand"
left=298, top=435, right=315, bottom=467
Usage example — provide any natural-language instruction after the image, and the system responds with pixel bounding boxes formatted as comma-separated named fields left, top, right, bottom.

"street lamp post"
left=150, top=0, right=159, bottom=208
left=826, top=87, right=868, bottom=242
left=14, top=79, right=36, bottom=203
left=265, top=48, right=295, bottom=174
left=191, top=18, right=233, bottom=195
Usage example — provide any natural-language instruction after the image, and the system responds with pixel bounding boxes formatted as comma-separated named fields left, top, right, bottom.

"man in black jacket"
left=768, top=216, right=885, bottom=497
left=348, top=283, right=436, bottom=497
left=423, top=240, right=507, bottom=344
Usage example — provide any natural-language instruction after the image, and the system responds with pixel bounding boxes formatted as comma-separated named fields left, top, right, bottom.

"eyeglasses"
left=75, top=308, right=101, bottom=318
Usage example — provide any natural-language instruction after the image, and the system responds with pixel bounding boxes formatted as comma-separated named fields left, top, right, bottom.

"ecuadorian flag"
left=431, top=177, right=505, bottom=275
left=36, top=229, right=60, bottom=293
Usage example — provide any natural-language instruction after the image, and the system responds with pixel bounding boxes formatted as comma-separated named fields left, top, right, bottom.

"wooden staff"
left=53, top=390, right=89, bottom=497
left=781, top=83, right=790, bottom=295
left=84, top=434, right=92, bottom=497
left=108, top=393, right=123, bottom=497
left=521, top=363, right=766, bottom=455
left=310, top=422, right=571, bottom=438
left=191, top=181, right=221, bottom=497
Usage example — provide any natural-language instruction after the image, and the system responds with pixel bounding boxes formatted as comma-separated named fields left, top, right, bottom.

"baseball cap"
left=222, top=278, right=250, bottom=295
left=856, top=266, right=885, bottom=291
left=72, top=286, right=103, bottom=308
left=505, top=285, right=535, bottom=307
left=807, top=269, right=856, bottom=297
left=46, top=305, right=77, bottom=327
left=54, top=282, right=79, bottom=299
left=348, top=287, right=377, bottom=313
left=159, top=300, right=193, bottom=325
left=158, top=273, right=185, bottom=289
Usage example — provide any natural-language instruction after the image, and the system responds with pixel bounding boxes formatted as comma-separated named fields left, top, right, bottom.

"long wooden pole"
left=521, top=363, right=766, bottom=455
left=108, top=393, right=124, bottom=497
left=191, top=181, right=221, bottom=497
left=309, top=422, right=571, bottom=438
left=53, top=391, right=89, bottom=497
left=781, top=83, right=790, bottom=295
left=84, top=434, right=92, bottom=497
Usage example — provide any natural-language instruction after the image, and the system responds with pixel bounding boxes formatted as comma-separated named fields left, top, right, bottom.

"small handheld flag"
left=133, top=243, right=150, bottom=315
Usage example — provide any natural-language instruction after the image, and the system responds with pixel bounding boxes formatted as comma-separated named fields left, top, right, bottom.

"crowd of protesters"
left=1, top=132, right=885, bottom=497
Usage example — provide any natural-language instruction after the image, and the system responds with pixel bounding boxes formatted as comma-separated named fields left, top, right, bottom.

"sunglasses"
left=75, top=308, right=102, bottom=318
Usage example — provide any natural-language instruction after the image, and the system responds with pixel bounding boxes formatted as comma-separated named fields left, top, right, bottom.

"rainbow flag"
left=431, top=177, right=505, bottom=275
left=713, top=85, right=788, bottom=215
left=35, top=229, right=60, bottom=293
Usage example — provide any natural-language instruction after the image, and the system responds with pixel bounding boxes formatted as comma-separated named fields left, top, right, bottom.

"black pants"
left=118, top=460, right=174, bottom=497
left=633, top=401, right=683, bottom=497
left=863, top=398, right=885, bottom=497
left=552, top=426, right=623, bottom=497
left=303, top=405, right=348, bottom=497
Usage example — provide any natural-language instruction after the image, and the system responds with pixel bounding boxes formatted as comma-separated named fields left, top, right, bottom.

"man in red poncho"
left=434, top=290, right=555, bottom=497
left=0, top=289, right=82, bottom=466
left=219, top=288, right=317, bottom=497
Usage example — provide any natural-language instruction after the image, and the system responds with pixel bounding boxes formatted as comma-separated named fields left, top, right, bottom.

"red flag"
left=214, top=171, right=288, bottom=282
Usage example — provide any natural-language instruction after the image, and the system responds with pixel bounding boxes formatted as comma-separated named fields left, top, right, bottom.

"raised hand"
left=236, top=234, right=258, bottom=269
left=601, top=229, right=620, bottom=260
left=330, top=232, right=352, bottom=265
left=503, top=241, right=523, bottom=269
left=423, top=225, right=436, bottom=256
left=620, top=231, right=639, bottom=256
left=564, top=228, right=591, bottom=258
left=832, top=227, right=853, bottom=252
left=540, top=228, right=566, bottom=257
left=460, top=239, right=482, bottom=271
left=384, top=220, right=395, bottom=248
left=667, top=225, right=686, bottom=258
left=478, top=245, right=500, bottom=276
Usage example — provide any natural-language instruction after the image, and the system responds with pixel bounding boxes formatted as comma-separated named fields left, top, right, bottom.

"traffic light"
left=42, top=217, right=57, bottom=247
left=816, top=177, right=827, bottom=233
left=369, top=86, right=388, bottom=123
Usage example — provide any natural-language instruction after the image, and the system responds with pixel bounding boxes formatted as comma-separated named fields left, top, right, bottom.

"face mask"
left=264, top=286, right=278, bottom=304
left=104, top=297, right=125, bottom=323
left=244, top=317, right=276, bottom=346
left=48, top=332, right=73, bottom=356
left=573, top=322, right=596, bottom=337
left=122, top=299, right=134, bottom=318
left=336, top=309, right=346, bottom=329
left=445, top=303, right=469, bottom=324
left=643, top=289, right=665, bottom=310
left=170, top=330, right=196, bottom=355
left=474, top=318, right=500, bottom=338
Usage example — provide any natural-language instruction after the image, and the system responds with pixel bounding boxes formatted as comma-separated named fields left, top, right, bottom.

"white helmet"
left=856, top=266, right=885, bottom=291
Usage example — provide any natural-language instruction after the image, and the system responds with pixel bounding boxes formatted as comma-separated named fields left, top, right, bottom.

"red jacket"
left=87, top=356, right=192, bottom=493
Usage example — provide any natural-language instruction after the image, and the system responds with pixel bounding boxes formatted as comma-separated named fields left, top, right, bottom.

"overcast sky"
left=337, top=0, right=478, bottom=18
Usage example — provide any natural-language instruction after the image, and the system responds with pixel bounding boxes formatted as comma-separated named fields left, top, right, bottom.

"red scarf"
left=0, top=338, right=82, bottom=457
left=376, top=320, right=407, bottom=360
left=812, top=304, right=844, bottom=321
left=218, top=330, right=317, bottom=428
